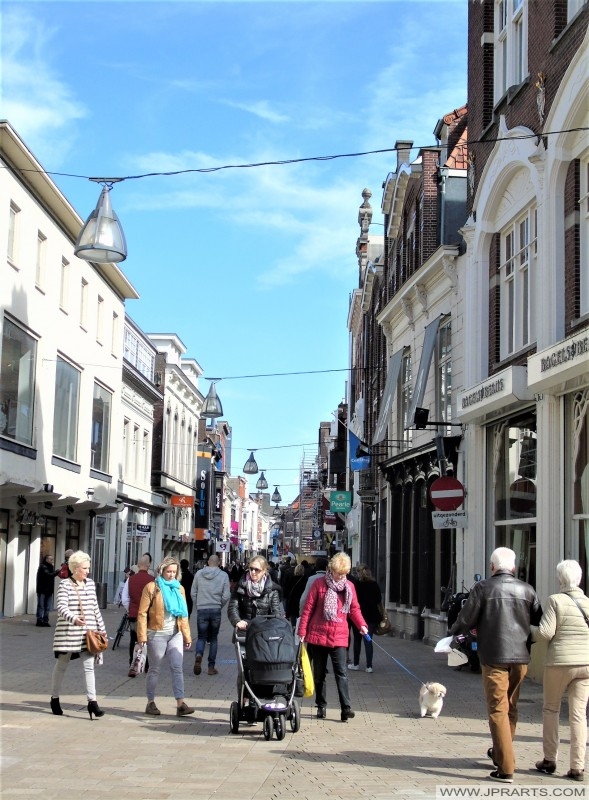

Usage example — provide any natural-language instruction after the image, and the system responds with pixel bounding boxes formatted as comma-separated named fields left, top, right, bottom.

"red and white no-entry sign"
left=429, top=476, right=465, bottom=511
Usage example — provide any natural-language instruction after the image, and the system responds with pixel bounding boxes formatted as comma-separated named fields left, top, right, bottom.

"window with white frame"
left=500, top=205, right=537, bottom=358
left=80, top=278, right=88, bottom=329
left=111, top=312, right=119, bottom=357
left=399, top=349, right=412, bottom=446
left=123, top=325, right=155, bottom=381
left=96, top=296, right=104, bottom=344
left=122, top=417, right=130, bottom=478
left=60, top=258, right=69, bottom=312
left=7, top=202, right=20, bottom=264
left=495, top=0, right=528, bottom=102
left=436, top=317, right=452, bottom=424
left=581, top=156, right=589, bottom=318
left=0, top=317, right=37, bottom=444
left=36, top=232, right=46, bottom=289
left=90, top=381, right=111, bottom=473
left=53, top=356, right=80, bottom=462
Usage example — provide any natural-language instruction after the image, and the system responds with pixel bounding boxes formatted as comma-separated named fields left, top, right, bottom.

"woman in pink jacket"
left=298, top=552, right=368, bottom=722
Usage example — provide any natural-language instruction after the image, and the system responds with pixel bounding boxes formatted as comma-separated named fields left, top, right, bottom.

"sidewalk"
left=0, top=606, right=585, bottom=799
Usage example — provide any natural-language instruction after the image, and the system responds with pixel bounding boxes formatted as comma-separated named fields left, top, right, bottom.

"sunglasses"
left=249, top=567, right=263, bottom=573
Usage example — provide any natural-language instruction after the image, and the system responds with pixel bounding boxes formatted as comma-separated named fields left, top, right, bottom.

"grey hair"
left=556, top=559, right=582, bottom=591
left=68, top=550, right=91, bottom=573
left=490, top=547, right=516, bottom=572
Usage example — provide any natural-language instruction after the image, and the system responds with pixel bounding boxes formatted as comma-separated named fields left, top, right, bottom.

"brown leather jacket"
left=136, top=581, right=191, bottom=645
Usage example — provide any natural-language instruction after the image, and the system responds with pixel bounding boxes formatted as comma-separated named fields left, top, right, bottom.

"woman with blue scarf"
left=137, top=557, right=194, bottom=717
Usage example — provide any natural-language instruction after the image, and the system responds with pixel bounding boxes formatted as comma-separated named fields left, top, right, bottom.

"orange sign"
left=171, top=495, right=194, bottom=507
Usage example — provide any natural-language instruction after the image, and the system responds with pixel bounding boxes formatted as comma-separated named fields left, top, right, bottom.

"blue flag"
left=349, top=431, right=371, bottom=471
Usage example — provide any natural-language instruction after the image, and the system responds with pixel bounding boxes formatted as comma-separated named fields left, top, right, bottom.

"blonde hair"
left=248, top=556, right=268, bottom=573
left=329, top=552, right=351, bottom=576
left=68, top=550, right=90, bottom=573
left=157, top=556, right=181, bottom=580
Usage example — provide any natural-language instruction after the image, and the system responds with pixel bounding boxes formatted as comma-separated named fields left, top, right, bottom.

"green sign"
left=330, top=491, right=351, bottom=513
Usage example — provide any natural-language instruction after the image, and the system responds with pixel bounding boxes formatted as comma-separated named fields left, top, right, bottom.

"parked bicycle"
left=112, top=611, right=130, bottom=650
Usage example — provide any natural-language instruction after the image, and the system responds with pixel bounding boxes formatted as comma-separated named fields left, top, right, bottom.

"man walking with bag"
left=123, top=554, right=154, bottom=676
left=450, top=547, right=542, bottom=783
left=191, top=554, right=230, bottom=675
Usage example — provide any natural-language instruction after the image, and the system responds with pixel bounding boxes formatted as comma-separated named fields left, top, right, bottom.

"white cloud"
left=221, top=99, right=289, bottom=124
left=2, top=8, right=87, bottom=165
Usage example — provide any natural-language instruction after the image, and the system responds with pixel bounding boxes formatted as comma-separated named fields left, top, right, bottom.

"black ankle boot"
left=87, top=700, right=104, bottom=720
left=50, top=697, right=63, bottom=715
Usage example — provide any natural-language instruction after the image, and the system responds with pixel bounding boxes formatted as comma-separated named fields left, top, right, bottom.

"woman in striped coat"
left=50, top=550, right=107, bottom=719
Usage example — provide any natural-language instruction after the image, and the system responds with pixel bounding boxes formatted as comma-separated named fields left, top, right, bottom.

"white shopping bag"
left=434, top=635, right=454, bottom=654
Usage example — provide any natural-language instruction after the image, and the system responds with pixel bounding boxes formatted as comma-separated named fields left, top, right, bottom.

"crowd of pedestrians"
left=37, top=546, right=588, bottom=785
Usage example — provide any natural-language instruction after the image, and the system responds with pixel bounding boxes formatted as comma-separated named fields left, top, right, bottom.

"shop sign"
left=171, top=495, right=194, bottom=507
left=528, top=327, right=589, bottom=392
left=330, top=491, right=351, bottom=513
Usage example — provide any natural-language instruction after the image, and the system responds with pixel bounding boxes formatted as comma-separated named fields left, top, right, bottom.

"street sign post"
left=432, top=510, right=468, bottom=529
left=429, top=476, right=465, bottom=511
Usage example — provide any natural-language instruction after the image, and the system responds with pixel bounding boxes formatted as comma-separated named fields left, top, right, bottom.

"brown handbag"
left=85, top=629, right=109, bottom=654
left=73, top=582, right=108, bottom=653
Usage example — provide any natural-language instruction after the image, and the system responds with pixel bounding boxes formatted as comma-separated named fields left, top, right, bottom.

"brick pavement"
left=0, top=606, right=585, bottom=799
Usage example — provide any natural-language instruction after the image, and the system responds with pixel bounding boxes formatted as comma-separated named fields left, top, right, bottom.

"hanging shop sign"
left=329, top=491, right=351, bottom=513
left=171, top=495, right=194, bottom=507
left=194, top=462, right=210, bottom=531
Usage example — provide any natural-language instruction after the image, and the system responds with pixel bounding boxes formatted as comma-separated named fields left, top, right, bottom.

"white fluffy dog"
left=419, top=682, right=447, bottom=719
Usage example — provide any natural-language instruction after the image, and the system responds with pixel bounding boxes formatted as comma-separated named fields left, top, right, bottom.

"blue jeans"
left=352, top=622, right=377, bottom=668
left=306, top=644, right=352, bottom=712
left=36, top=593, right=53, bottom=622
left=146, top=629, right=185, bottom=702
left=195, top=607, right=222, bottom=667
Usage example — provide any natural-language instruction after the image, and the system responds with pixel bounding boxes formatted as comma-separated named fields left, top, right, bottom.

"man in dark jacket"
left=36, top=555, right=59, bottom=626
left=123, top=554, right=154, bottom=675
left=450, top=547, right=542, bottom=783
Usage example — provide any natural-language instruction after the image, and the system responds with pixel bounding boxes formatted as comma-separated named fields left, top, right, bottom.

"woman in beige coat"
left=137, top=556, right=194, bottom=717
left=535, top=560, right=589, bottom=781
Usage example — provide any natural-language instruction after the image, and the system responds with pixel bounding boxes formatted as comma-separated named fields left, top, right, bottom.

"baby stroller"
left=230, top=615, right=302, bottom=740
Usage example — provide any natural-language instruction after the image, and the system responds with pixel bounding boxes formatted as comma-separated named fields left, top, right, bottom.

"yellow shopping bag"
left=300, top=642, right=315, bottom=698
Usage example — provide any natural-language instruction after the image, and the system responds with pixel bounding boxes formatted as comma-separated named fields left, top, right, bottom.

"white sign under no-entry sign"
left=431, top=510, right=468, bottom=529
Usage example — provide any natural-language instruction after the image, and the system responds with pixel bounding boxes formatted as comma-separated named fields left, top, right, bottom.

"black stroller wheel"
left=229, top=701, right=240, bottom=734
left=263, top=715, right=273, bottom=740
left=275, top=713, right=286, bottom=741
left=289, top=700, right=301, bottom=733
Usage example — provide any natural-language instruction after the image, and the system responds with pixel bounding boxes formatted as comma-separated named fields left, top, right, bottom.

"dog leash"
left=370, top=637, right=428, bottom=688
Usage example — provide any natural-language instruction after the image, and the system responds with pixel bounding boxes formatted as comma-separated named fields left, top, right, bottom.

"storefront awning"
left=373, top=349, right=403, bottom=445
left=406, top=315, right=442, bottom=425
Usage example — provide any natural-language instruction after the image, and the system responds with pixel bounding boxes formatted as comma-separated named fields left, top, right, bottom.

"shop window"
left=489, top=413, right=537, bottom=586
left=570, top=389, right=589, bottom=592
left=65, top=519, right=80, bottom=553
left=0, top=317, right=37, bottom=445
left=40, top=517, right=58, bottom=561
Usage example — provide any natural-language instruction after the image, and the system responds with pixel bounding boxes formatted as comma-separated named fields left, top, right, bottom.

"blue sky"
left=3, top=0, right=467, bottom=504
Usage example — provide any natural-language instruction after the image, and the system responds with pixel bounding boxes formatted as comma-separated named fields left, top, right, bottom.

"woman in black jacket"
left=36, top=555, right=59, bottom=627
left=227, top=556, right=282, bottom=630
left=348, top=566, right=382, bottom=672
